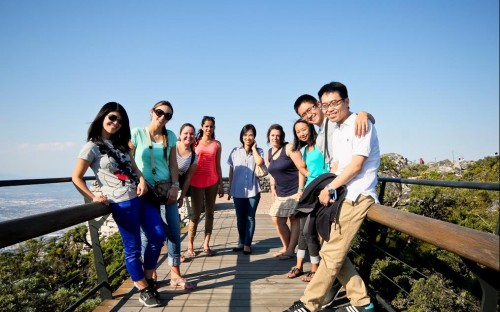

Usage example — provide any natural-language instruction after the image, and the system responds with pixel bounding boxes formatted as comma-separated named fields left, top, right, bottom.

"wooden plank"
left=93, top=193, right=315, bottom=312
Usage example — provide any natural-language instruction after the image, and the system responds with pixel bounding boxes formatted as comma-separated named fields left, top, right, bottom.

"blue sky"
left=0, top=0, right=498, bottom=179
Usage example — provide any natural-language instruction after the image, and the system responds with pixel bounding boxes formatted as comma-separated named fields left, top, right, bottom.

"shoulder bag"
left=144, top=128, right=172, bottom=205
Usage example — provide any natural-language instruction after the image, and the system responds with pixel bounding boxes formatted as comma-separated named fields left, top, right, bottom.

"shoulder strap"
left=189, top=145, right=196, bottom=166
left=145, top=128, right=158, bottom=181
left=269, top=146, right=282, bottom=162
left=323, top=121, right=330, bottom=170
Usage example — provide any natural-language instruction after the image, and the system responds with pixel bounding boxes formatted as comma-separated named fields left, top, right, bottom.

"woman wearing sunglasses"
left=130, top=101, right=195, bottom=290
left=72, top=102, right=164, bottom=307
left=185, top=116, right=224, bottom=257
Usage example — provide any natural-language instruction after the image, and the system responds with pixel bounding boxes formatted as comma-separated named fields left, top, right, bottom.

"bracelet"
left=298, top=187, right=304, bottom=191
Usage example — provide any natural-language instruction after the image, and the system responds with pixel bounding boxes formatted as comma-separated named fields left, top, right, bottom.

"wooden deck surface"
left=93, top=193, right=343, bottom=312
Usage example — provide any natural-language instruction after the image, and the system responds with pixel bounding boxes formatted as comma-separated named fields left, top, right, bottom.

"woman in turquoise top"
left=131, top=100, right=194, bottom=290
left=286, top=119, right=328, bottom=282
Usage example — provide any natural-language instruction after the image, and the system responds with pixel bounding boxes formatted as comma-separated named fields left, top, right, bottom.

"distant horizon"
left=1, top=152, right=498, bottom=180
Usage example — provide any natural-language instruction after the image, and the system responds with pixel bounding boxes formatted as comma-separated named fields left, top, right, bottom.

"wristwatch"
left=172, top=181, right=180, bottom=187
left=325, top=185, right=337, bottom=201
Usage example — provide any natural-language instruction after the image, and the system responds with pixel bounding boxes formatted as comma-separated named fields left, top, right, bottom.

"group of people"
left=71, top=80, right=381, bottom=312
left=72, top=102, right=225, bottom=307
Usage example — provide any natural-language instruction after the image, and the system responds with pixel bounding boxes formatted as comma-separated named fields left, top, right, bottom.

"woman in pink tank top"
left=185, top=116, right=224, bottom=258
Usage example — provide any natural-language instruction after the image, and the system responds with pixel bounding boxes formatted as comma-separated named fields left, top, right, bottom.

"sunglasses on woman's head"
left=155, top=109, right=173, bottom=120
left=107, top=114, right=122, bottom=124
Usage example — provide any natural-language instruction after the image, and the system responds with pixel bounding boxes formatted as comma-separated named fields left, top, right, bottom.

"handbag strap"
left=145, top=127, right=169, bottom=182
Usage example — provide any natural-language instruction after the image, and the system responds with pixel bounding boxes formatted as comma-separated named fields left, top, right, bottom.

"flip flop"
left=203, top=248, right=216, bottom=257
left=170, top=277, right=196, bottom=290
left=277, top=253, right=295, bottom=260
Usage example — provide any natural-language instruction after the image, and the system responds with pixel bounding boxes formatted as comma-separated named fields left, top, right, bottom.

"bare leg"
left=273, top=216, right=290, bottom=253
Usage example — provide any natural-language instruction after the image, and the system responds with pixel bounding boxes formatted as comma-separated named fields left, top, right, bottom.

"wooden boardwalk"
left=94, top=193, right=342, bottom=312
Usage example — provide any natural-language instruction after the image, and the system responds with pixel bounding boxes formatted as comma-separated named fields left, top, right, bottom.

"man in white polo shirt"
left=285, top=81, right=379, bottom=312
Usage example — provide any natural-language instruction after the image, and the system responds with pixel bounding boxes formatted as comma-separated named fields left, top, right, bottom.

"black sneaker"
left=146, top=278, right=159, bottom=296
left=334, top=302, right=374, bottom=312
left=283, top=300, right=311, bottom=312
left=139, top=287, right=161, bottom=307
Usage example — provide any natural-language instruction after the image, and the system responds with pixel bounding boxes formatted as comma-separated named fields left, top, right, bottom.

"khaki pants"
left=301, top=195, right=374, bottom=311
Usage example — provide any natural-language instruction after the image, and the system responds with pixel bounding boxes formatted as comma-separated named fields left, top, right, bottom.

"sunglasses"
left=154, top=109, right=173, bottom=120
left=107, top=114, right=122, bottom=124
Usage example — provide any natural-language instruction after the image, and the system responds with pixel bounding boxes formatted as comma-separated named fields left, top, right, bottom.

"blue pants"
left=111, top=197, right=165, bottom=282
left=141, top=201, right=182, bottom=267
left=233, top=193, right=261, bottom=246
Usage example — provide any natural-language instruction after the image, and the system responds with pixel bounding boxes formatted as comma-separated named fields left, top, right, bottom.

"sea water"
left=0, top=183, right=85, bottom=222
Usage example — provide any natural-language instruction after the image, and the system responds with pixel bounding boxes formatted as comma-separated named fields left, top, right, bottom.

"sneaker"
left=334, top=302, right=374, bottom=312
left=139, top=287, right=161, bottom=307
left=134, top=279, right=159, bottom=296
left=283, top=300, right=311, bottom=312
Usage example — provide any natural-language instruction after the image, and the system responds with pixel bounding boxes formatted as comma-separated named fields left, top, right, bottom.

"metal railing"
left=0, top=176, right=499, bottom=311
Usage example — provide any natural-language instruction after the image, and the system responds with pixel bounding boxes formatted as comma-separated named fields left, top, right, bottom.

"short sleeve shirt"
left=78, top=140, right=137, bottom=203
left=131, top=127, right=177, bottom=185
left=227, top=146, right=263, bottom=198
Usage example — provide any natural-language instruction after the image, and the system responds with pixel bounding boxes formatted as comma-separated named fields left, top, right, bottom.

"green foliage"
left=359, top=156, right=499, bottom=311
left=0, top=225, right=127, bottom=312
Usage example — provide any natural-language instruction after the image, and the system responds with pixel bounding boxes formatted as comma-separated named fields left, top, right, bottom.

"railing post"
left=462, top=259, right=500, bottom=312
left=84, top=183, right=113, bottom=301
left=88, top=217, right=113, bottom=300
left=378, top=180, right=386, bottom=204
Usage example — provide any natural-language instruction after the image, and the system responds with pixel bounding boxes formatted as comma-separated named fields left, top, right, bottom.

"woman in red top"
left=186, top=116, right=224, bottom=257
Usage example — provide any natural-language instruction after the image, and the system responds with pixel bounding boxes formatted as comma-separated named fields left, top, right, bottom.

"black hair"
left=239, top=124, right=256, bottom=145
left=318, top=81, right=348, bottom=100
left=266, top=124, right=285, bottom=146
left=196, top=116, right=216, bottom=141
left=292, top=119, right=317, bottom=151
left=87, top=102, right=131, bottom=152
left=293, top=94, right=318, bottom=115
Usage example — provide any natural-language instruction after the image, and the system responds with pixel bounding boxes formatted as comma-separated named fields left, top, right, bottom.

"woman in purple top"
left=266, top=124, right=308, bottom=259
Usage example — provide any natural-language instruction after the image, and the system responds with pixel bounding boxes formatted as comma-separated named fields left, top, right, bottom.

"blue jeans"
left=141, top=201, right=182, bottom=267
left=111, top=197, right=165, bottom=281
left=233, top=193, right=261, bottom=246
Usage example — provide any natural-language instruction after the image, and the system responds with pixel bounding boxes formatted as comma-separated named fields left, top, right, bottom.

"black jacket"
left=294, top=173, right=346, bottom=241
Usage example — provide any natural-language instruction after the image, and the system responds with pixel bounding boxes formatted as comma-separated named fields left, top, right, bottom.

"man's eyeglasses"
left=300, top=105, right=318, bottom=119
left=155, top=109, right=173, bottom=120
left=319, top=99, right=344, bottom=111
left=107, top=114, right=122, bottom=124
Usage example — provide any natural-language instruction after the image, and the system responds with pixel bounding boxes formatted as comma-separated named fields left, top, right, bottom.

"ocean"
left=0, top=182, right=85, bottom=222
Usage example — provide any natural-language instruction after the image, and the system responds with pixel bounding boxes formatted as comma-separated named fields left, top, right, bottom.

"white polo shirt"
left=331, top=113, right=380, bottom=203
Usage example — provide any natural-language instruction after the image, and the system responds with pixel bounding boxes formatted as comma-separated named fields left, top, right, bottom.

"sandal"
left=186, top=248, right=196, bottom=257
left=277, top=253, right=295, bottom=260
left=287, top=267, right=303, bottom=279
left=170, top=277, right=196, bottom=290
left=203, top=248, right=216, bottom=257
left=301, top=271, right=315, bottom=282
